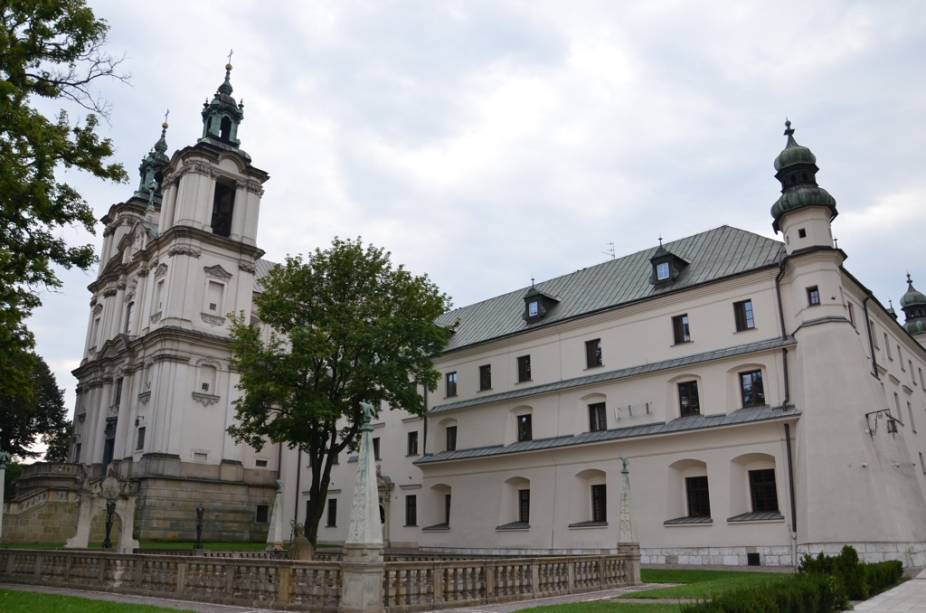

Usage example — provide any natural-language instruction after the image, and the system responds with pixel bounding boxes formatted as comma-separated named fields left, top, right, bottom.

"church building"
left=68, top=66, right=926, bottom=566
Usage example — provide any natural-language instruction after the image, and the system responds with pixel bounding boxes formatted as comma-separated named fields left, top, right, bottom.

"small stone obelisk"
left=266, top=480, right=286, bottom=551
left=339, top=402, right=384, bottom=613
left=618, top=457, right=641, bottom=584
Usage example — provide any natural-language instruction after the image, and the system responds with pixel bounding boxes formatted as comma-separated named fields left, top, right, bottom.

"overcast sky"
left=27, top=0, right=926, bottom=414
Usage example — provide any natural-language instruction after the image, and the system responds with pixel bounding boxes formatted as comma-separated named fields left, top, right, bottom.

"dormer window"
left=522, top=286, right=559, bottom=323
left=656, top=262, right=670, bottom=281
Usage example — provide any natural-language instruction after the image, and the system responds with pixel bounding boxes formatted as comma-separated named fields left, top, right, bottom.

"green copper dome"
left=906, top=319, right=926, bottom=335
left=901, top=274, right=926, bottom=308
left=770, top=121, right=838, bottom=232
left=774, top=120, right=817, bottom=171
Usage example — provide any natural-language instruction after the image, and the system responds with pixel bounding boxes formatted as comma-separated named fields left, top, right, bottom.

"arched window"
left=425, top=483, right=452, bottom=529
left=499, top=477, right=531, bottom=528
left=572, top=469, right=607, bottom=526
left=220, top=116, right=232, bottom=141
left=667, top=459, right=711, bottom=522
left=730, top=453, right=781, bottom=519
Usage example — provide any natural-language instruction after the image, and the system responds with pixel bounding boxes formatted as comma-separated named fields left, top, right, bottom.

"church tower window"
left=220, top=116, right=232, bottom=141
left=206, top=281, right=225, bottom=313
left=211, top=181, right=235, bottom=237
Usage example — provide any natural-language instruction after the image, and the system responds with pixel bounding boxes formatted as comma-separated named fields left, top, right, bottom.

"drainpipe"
left=863, top=296, right=880, bottom=379
left=775, top=261, right=788, bottom=340
left=422, top=386, right=428, bottom=456
left=293, top=447, right=302, bottom=539
left=782, top=348, right=790, bottom=407
left=784, top=423, right=798, bottom=569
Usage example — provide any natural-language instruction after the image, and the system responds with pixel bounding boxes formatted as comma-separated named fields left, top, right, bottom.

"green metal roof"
left=435, top=225, right=786, bottom=352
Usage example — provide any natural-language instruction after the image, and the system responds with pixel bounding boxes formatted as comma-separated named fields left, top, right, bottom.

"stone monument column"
left=339, top=402, right=384, bottom=613
left=0, top=451, right=9, bottom=542
left=266, top=479, right=286, bottom=551
left=617, top=457, right=641, bottom=585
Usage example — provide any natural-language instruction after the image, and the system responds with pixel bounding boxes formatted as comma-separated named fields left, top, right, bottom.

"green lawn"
left=1, top=540, right=269, bottom=551
left=626, top=568, right=792, bottom=600
left=0, top=589, right=195, bottom=612
left=526, top=603, right=681, bottom=612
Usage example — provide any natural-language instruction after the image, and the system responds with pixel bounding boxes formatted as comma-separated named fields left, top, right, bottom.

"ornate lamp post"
left=194, top=503, right=205, bottom=551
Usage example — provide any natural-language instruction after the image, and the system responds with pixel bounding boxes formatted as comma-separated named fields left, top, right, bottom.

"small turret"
left=135, top=114, right=170, bottom=204
left=770, top=121, right=838, bottom=254
left=900, top=274, right=926, bottom=345
left=200, top=53, right=244, bottom=148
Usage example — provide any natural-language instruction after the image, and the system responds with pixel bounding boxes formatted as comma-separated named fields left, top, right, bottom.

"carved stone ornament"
left=192, top=391, right=221, bottom=407
left=238, top=261, right=256, bottom=274
left=149, top=311, right=162, bottom=323
left=168, top=245, right=201, bottom=258
left=137, top=391, right=151, bottom=404
left=201, top=312, right=226, bottom=326
left=137, top=265, right=149, bottom=277
left=102, top=288, right=118, bottom=297
left=155, top=263, right=168, bottom=277
left=203, top=264, right=233, bottom=280
left=186, top=161, right=214, bottom=178
left=245, top=179, right=264, bottom=195
left=93, top=303, right=104, bottom=314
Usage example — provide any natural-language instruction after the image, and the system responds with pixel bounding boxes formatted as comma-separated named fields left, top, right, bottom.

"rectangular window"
left=136, top=426, right=146, bottom=451
left=124, top=301, right=134, bottom=334
left=518, top=489, right=530, bottom=523
left=733, top=300, right=755, bottom=331
left=885, top=334, right=892, bottom=359
left=585, top=339, right=603, bottom=368
left=893, top=392, right=901, bottom=416
left=211, top=181, right=235, bottom=237
left=847, top=302, right=856, bottom=328
left=405, top=495, right=417, bottom=526
left=907, top=401, right=916, bottom=434
left=910, top=361, right=915, bottom=383
left=672, top=314, right=691, bottom=344
left=193, top=451, right=208, bottom=463
left=685, top=476, right=711, bottom=517
left=920, top=368, right=924, bottom=388
left=326, top=498, right=337, bottom=527
left=113, top=378, right=123, bottom=408
left=255, top=459, right=268, bottom=467
left=748, top=469, right=779, bottom=513
left=479, top=364, right=492, bottom=391
left=920, top=452, right=926, bottom=475
left=656, top=261, right=670, bottom=281
left=444, top=493, right=452, bottom=524
left=207, top=280, right=224, bottom=313
left=678, top=381, right=700, bottom=417
left=527, top=300, right=539, bottom=318
left=588, top=402, right=607, bottom=432
left=807, top=286, right=821, bottom=306
left=517, top=355, right=532, bottom=382
left=872, top=324, right=879, bottom=349
left=591, top=484, right=607, bottom=523
left=517, top=414, right=532, bottom=442
left=899, top=346, right=904, bottom=369
left=445, top=371, right=458, bottom=397
left=739, top=370, right=766, bottom=408
left=445, top=425, right=457, bottom=451
left=92, top=316, right=101, bottom=346
left=373, top=437, right=381, bottom=461
left=256, top=504, right=269, bottom=523
left=155, top=279, right=165, bottom=312
left=406, top=431, right=419, bottom=456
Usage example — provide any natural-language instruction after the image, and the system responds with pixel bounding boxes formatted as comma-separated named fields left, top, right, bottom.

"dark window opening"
left=749, top=469, right=779, bottom=513
left=517, top=414, right=532, bottom=442
left=685, top=476, right=711, bottom=517
left=678, top=381, right=700, bottom=417
left=585, top=338, right=603, bottom=368
left=326, top=498, right=337, bottom=527
left=672, top=314, right=691, bottom=344
left=406, top=431, right=419, bottom=456
left=588, top=402, right=607, bottom=432
left=798, top=228, right=807, bottom=238
left=445, top=426, right=457, bottom=451
left=211, top=182, right=235, bottom=237
left=479, top=364, right=492, bottom=391
left=256, top=459, right=268, bottom=467
left=517, top=355, right=531, bottom=383
left=113, top=378, right=123, bottom=408
left=733, top=300, right=755, bottom=331
left=739, top=370, right=766, bottom=408
left=405, top=495, right=417, bottom=526
left=136, top=427, right=146, bottom=451
left=379, top=504, right=385, bottom=524
left=591, top=484, right=607, bottom=522
left=807, top=286, right=820, bottom=306
left=74, top=443, right=82, bottom=463
left=256, top=504, right=269, bottom=523
left=444, top=493, right=452, bottom=524
left=373, top=437, right=381, bottom=461
left=445, top=371, right=458, bottom=397
left=747, top=552, right=761, bottom=566
left=219, top=116, right=232, bottom=141
left=518, top=489, right=530, bottom=523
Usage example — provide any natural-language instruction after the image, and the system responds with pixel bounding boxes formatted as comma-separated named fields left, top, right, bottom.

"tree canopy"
left=228, top=238, right=452, bottom=543
left=0, top=352, right=68, bottom=458
left=0, top=0, right=127, bottom=403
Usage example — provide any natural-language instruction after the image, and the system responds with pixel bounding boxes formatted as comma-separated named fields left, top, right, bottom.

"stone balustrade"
left=0, top=549, right=341, bottom=611
left=383, top=553, right=634, bottom=611
left=0, top=549, right=636, bottom=611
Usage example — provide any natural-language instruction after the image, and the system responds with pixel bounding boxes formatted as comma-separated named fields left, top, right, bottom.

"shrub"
left=799, top=545, right=903, bottom=601
left=680, top=573, right=848, bottom=613
left=863, top=560, right=903, bottom=595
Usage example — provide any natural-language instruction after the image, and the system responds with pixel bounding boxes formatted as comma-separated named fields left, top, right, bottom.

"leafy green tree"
left=0, top=0, right=127, bottom=404
left=228, top=238, right=452, bottom=544
left=4, top=461, right=22, bottom=502
left=44, top=418, right=74, bottom=463
left=0, top=353, right=67, bottom=458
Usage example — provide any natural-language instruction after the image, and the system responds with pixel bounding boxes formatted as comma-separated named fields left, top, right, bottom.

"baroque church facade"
left=70, top=66, right=926, bottom=566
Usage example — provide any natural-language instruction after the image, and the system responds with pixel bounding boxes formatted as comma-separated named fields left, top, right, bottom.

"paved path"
left=0, top=583, right=285, bottom=613
left=854, top=569, right=926, bottom=612
left=428, top=583, right=670, bottom=612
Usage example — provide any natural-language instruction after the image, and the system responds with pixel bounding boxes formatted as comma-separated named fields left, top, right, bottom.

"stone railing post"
left=484, top=563, right=495, bottom=600
left=530, top=562, right=540, bottom=597
left=433, top=565, right=444, bottom=604
left=176, top=561, right=187, bottom=593
left=339, top=402, right=385, bottom=613
left=598, top=557, right=606, bottom=588
left=567, top=559, right=576, bottom=591
left=277, top=565, right=292, bottom=606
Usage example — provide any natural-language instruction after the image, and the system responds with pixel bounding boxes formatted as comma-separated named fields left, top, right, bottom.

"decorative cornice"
left=102, top=288, right=117, bottom=297
left=238, top=260, right=256, bottom=274
left=201, top=312, right=226, bottom=326
left=167, top=245, right=201, bottom=258
left=155, top=263, right=168, bottom=277
left=192, top=391, right=221, bottom=407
